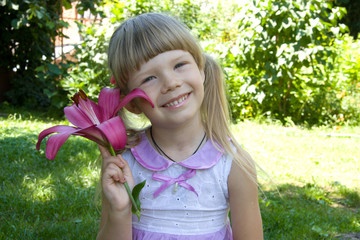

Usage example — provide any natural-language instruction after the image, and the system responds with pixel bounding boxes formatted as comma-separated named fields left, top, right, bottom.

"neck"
left=148, top=121, right=206, bottom=162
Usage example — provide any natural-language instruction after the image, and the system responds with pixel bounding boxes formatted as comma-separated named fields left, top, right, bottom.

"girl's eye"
left=143, top=76, right=156, bottom=83
left=175, top=62, right=185, bottom=69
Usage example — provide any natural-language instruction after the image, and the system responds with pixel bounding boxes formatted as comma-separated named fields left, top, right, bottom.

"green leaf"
left=63, top=0, right=72, bottom=10
left=35, top=65, right=45, bottom=72
left=131, top=180, right=146, bottom=220
left=46, top=63, right=63, bottom=75
left=11, top=19, right=19, bottom=29
left=35, top=9, right=43, bottom=19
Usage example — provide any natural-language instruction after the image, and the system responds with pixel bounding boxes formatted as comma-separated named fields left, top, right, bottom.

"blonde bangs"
left=108, top=13, right=204, bottom=92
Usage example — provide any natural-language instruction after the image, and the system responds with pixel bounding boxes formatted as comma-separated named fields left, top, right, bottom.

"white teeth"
left=165, top=95, right=187, bottom=107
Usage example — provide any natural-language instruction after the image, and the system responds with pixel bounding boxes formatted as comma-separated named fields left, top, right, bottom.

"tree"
left=0, top=0, right=105, bottom=109
left=217, top=0, right=348, bottom=125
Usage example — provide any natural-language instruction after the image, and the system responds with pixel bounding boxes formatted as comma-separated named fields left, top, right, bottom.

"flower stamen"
left=78, top=89, right=87, bottom=101
left=71, top=92, right=80, bottom=106
left=71, top=90, right=101, bottom=125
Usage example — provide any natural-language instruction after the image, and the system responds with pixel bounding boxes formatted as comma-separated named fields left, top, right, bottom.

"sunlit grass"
left=0, top=114, right=101, bottom=239
left=233, top=121, right=360, bottom=189
left=233, top=121, right=360, bottom=239
left=1, top=112, right=359, bottom=239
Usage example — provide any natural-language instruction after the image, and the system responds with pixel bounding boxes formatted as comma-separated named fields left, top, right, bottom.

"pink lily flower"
left=36, top=87, right=153, bottom=160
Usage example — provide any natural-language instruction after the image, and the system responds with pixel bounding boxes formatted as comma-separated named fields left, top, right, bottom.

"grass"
left=0, top=111, right=101, bottom=239
left=233, top=121, right=360, bottom=239
left=0, top=108, right=359, bottom=239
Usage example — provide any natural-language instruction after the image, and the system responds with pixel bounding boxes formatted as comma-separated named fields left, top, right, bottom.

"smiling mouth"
left=163, top=93, right=189, bottom=107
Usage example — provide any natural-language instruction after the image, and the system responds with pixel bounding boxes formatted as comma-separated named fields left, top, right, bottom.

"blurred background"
left=1, top=0, right=359, bottom=127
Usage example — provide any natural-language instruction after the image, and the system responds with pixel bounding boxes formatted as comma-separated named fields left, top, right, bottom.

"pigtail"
left=202, top=54, right=259, bottom=183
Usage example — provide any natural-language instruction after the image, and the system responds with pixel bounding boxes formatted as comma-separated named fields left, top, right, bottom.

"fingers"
left=100, top=152, right=136, bottom=212
left=116, top=155, right=130, bottom=174
left=99, top=145, right=111, bottom=158
left=106, top=161, right=126, bottom=183
left=102, top=156, right=125, bottom=182
left=99, top=145, right=122, bottom=170
left=101, top=154, right=135, bottom=190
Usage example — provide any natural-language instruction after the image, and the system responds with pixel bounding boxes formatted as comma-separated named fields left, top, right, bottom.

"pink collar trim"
left=130, top=133, right=223, bottom=171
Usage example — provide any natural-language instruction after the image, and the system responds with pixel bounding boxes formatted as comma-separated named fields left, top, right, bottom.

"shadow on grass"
left=0, top=102, right=64, bottom=122
left=0, top=131, right=101, bottom=239
left=260, top=183, right=360, bottom=239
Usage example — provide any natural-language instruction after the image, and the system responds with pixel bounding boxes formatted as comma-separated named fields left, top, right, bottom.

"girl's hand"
left=99, top=146, right=135, bottom=213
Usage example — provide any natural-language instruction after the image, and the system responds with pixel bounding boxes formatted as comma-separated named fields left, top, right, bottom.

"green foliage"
left=2, top=0, right=360, bottom=126
left=60, top=21, right=111, bottom=101
left=0, top=0, right=107, bottom=109
left=0, top=0, right=65, bottom=108
left=210, top=0, right=352, bottom=125
left=328, top=35, right=360, bottom=125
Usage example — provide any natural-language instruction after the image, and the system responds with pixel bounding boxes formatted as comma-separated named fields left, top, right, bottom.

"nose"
left=160, top=72, right=182, bottom=94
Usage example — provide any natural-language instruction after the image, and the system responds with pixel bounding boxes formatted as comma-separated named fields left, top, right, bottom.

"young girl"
left=97, top=13, right=263, bottom=240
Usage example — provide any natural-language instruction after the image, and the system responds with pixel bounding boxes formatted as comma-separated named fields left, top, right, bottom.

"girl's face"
left=127, top=50, right=205, bottom=129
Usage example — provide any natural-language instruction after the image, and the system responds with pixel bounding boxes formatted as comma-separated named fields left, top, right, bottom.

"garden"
left=0, top=0, right=359, bottom=239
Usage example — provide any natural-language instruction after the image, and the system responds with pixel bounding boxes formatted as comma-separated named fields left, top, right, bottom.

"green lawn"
left=233, top=122, right=360, bottom=239
left=0, top=111, right=359, bottom=239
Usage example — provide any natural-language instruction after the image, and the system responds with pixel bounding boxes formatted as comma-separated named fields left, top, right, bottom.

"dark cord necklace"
left=150, top=127, right=206, bottom=162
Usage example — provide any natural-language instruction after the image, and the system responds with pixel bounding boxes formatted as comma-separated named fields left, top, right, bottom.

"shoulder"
left=228, top=161, right=257, bottom=194
left=227, top=145, right=258, bottom=198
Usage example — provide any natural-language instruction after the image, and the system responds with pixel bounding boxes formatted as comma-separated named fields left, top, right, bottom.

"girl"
left=97, top=13, right=263, bottom=240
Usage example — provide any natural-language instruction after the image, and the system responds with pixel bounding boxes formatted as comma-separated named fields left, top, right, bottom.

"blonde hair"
left=108, top=13, right=204, bottom=94
left=108, top=13, right=258, bottom=182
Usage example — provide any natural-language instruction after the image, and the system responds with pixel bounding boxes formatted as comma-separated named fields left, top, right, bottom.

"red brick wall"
left=55, top=2, right=80, bottom=47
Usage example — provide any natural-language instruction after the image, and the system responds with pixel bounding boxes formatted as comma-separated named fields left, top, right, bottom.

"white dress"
left=122, top=133, right=233, bottom=240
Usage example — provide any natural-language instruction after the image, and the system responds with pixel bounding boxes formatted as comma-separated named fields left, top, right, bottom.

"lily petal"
left=76, top=125, right=109, bottom=147
left=115, top=88, right=154, bottom=113
left=97, top=116, right=127, bottom=151
left=36, top=125, right=80, bottom=160
left=65, top=97, right=103, bottom=127
left=64, top=104, right=94, bottom=128
left=98, top=87, right=121, bottom=120
left=36, top=125, right=77, bottom=150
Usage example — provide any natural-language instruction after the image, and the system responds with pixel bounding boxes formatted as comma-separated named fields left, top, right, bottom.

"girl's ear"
left=125, top=101, right=142, bottom=114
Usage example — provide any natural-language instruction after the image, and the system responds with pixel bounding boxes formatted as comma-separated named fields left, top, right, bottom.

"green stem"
left=108, top=145, right=117, bottom=156
left=107, top=145, right=140, bottom=216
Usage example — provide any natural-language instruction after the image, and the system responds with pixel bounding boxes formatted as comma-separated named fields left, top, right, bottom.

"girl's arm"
left=228, top=161, right=263, bottom=240
left=96, top=147, right=134, bottom=240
